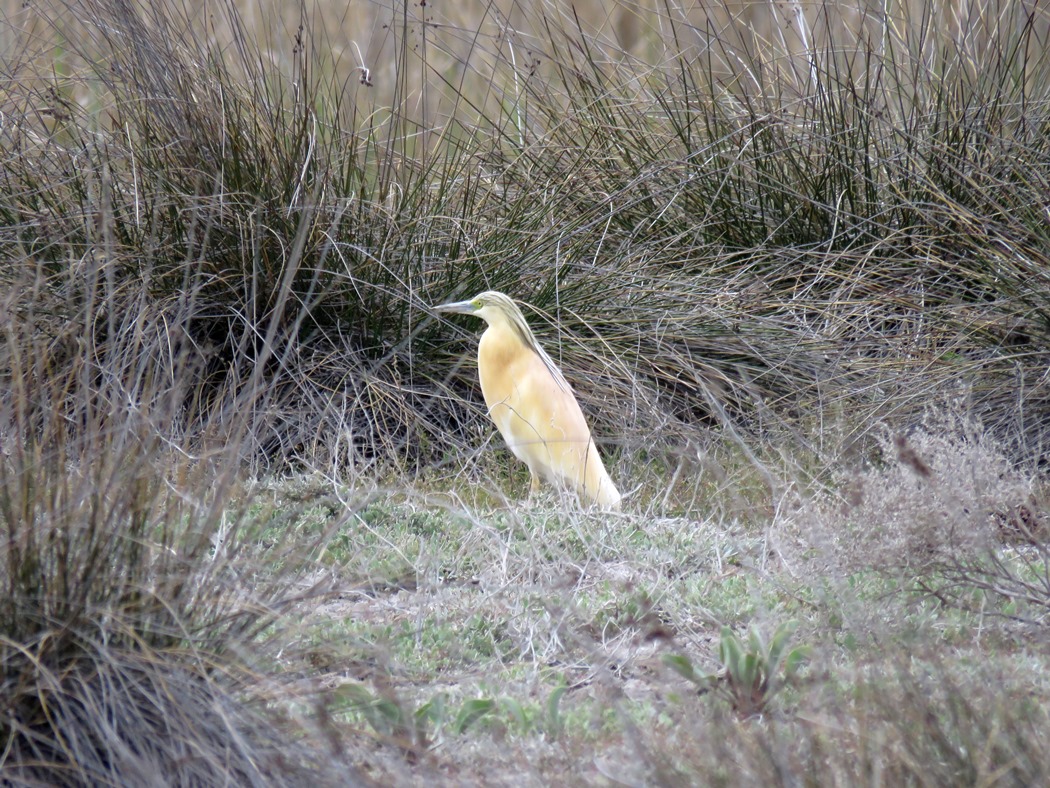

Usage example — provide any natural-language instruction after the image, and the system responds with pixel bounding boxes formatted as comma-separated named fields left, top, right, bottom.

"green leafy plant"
left=666, top=621, right=809, bottom=717
left=334, top=685, right=505, bottom=752
left=333, top=684, right=571, bottom=750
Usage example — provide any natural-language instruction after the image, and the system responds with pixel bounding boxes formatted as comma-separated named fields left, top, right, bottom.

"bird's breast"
left=477, top=327, right=532, bottom=413
left=476, top=326, right=584, bottom=441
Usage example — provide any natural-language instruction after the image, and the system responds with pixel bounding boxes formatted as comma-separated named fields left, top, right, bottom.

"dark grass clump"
left=2, top=648, right=323, bottom=787
left=0, top=261, right=362, bottom=784
left=0, top=0, right=467, bottom=475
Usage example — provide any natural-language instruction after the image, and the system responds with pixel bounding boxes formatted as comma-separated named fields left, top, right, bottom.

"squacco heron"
left=435, top=291, right=621, bottom=509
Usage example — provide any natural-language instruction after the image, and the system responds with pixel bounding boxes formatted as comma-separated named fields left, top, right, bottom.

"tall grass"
left=3, top=0, right=1049, bottom=478
left=0, top=256, right=365, bottom=782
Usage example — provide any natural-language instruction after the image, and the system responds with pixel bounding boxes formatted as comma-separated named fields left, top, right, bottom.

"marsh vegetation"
left=2, top=0, right=1049, bottom=783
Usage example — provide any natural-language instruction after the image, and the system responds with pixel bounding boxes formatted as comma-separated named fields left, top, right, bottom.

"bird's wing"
left=500, top=349, right=592, bottom=448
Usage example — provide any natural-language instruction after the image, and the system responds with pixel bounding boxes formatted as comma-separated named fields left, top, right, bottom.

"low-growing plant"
left=665, top=621, right=809, bottom=717
left=331, top=682, right=567, bottom=754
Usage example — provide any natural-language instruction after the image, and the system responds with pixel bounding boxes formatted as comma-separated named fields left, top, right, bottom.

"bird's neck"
left=478, top=324, right=528, bottom=372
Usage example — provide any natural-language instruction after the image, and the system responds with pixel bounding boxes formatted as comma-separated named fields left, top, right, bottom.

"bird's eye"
left=472, top=299, right=482, bottom=308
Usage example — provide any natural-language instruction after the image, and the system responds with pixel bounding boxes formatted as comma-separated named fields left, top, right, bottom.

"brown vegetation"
left=1, top=0, right=1049, bottom=783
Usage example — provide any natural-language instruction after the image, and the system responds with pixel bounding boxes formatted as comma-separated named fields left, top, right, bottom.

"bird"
left=434, top=290, right=621, bottom=509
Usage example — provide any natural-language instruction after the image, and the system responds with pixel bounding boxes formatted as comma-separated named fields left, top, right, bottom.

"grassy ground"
left=2, top=0, right=1050, bottom=784
left=261, top=427, right=1050, bottom=784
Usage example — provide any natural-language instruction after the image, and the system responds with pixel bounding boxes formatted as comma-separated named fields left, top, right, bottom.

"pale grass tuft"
left=802, top=406, right=1037, bottom=572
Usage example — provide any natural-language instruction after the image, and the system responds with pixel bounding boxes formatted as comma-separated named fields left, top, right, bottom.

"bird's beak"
left=433, top=299, right=477, bottom=316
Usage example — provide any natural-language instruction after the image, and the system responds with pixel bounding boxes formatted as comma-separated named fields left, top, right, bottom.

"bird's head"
left=434, top=290, right=571, bottom=391
left=433, top=290, right=520, bottom=327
